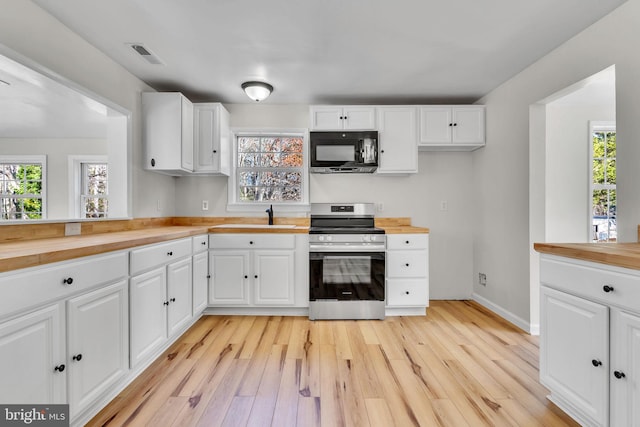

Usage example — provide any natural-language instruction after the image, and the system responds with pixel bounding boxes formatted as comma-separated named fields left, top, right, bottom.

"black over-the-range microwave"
left=309, top=131, right=378, bottom=173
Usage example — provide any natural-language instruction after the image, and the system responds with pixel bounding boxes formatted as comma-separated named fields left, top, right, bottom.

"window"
left=0, top=156, right=46, bottom=220
left=590, top=122, right=616, bottom=242
left=229, top=130, right=308, bottom=209
left=69, top=156, right=108, bottom=218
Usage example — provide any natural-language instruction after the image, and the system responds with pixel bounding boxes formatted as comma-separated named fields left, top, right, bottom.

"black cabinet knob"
left=201, top=241, right=207, bottom=245
left=380, top=150, right=385, bottom=153
left=614, top=370, right=626, bottom=379
left=603, top=285, right=615, bottom=293
left=405, top=263, right=410, bottom=267
left=244, top=275, right=248, bottom=279
left=72, top=354, right=83, bottom=362
left=449, top=123, right=453, bottom=127
left=62, top=277, right=74, bottom=285
left=592, top=359, right=602, bottom=367
left=249, top=241, right=254, bottom=245
left=151, top=158, right=156, bottom=167
left=405, top=291, right=410, bottom=295
left=207, top=275, right=211, bottom=279
left=170, top=297, right=176, bottom=302
left=453, top=123, right=458, bottom=126
left=163, top=301, right=169, bottom=306
left=54, top=364, right=65, bottom=372
left=405, top=240, right=410, bottom=244
left=213, top=150, right=217, bottom=153
left=254, top=275, right=258, bottom=279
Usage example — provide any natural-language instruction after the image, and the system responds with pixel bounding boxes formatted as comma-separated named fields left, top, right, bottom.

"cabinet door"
left=194, top=104, right=218, bottom=172
left=67, top=281, right=128, bottom=418
left=452, top=106, right=484, bottom=144
left=540, top=286, right=608, bottom=426
left=376, top=107, right=418, bottom=174
left=167, top=258, right=193, bottom=337
left=310, top=106, right=344, bottom=130
left=181, top=96, right=194, bottom=171
left=611, top=309, right=640, bottom=427
left=209, top=251, right=250, bottom=305
left=343, top=107, right=376, bottom=130
left=387, top=279, right=428, bottom=307
left=130, top=268, right=167, bottom=367
left=192, top=252, right=209, bottom=315
left=0, top=304, right=65, bottom=404
left=254, top=250, right=295, bottom=305
left=419, top=107, right=452, bottom=144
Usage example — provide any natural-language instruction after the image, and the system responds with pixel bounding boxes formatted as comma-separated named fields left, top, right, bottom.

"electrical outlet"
left=377, top=202, right=384, bottom=212
left=202, top=200, right=209, bottom=211
left=440, top=201, right=448, bottom=211
left=479, top=273, right=487, bottom=286
left=65, top=222, right=81, bottom=236
left=156, top=200, right=161, bottom=211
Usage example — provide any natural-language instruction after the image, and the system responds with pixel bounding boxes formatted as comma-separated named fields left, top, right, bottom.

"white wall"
left=0, top=0, right=175, bottom=218
left=474, top=0, right=639, bottom=331
left=175, top=104, right=475, bottom=299
left=545, top=102, right=615, bottom=242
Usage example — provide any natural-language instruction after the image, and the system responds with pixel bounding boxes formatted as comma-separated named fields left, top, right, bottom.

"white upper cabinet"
left=310, top=106, right=376, bottom=130
left=376, top=106, right=418, bottom=174
left=419, top=105, right=485, bottom=150
left=142, top=92, right=194, bottom=175
left=193, top=103, right=230, bottom=175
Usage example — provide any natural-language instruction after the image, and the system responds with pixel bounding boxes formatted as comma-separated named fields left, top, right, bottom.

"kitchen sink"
left=211, top=224, right=297, bottom=229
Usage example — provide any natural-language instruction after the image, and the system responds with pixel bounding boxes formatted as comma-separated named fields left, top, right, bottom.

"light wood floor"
left=88, top=301, right=579, bottom=427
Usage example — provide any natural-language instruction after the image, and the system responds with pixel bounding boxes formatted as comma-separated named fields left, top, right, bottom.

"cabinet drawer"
left=387, top=251, right=428, bottom=278
left=130, top=238, right=192, bottom=275
left=387, top=234, right=428, bottom=250
left=192, top=235, right=209, bottom=253
left=0, top=251, right=128, bottom=319
left=540, top=256, right=640, bottom=314
left=387, top=279, right=428, bottom=306
left=209, top=234, right=295, bottom=250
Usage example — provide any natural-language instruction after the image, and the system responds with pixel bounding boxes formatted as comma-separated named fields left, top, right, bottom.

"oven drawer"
left=387, top=251, right=428, bottom=278
left=387, top=279, right=428, bottom=306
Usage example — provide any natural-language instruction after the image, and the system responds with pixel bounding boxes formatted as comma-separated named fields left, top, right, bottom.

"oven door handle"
left=324, top=256, right=372, bottom=260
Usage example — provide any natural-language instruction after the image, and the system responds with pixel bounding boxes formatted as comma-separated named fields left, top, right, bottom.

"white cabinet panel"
left=129, top=268, right=167, bottom=367
left=67, top=281, right=128, bottom=418
left=540, top=285, right=608, bottom=426
left=387, top=251, right=428, bottom=278
left=192, top=251, right=209, bottom=314
left=418, top=105, right=484, bottom=150
left=167, top=258, right=193, bottom=337
left=385, top=234, right=429, bottom=310
left=611, top=309, right=640, bottom=427
left=130, top=238, right=192, bottom=276
left=0, top=304, right=65, bottom=405
left=387, top=279, right=428, bottom=307
left=254, top=251, right=294, bottom=305
left=193, top=103, right=230, bottom=175
left=310, top=106, right=376, bottom=130
left=209, top=251, right=249, bottom=305
left=376, top=106, right=418, bottom=174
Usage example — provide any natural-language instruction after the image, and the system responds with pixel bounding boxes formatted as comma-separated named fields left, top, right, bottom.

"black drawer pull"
left=249, top=241, right=254, bottom=245
left=405, top=240, right=410, bottom=244
left=62, top=277, right=74, bottom=285
left=603, top=285, right=614, bottom=293
left=72, top=354, right=83, bottom=362
left=592, top=359, right=602, bottom=367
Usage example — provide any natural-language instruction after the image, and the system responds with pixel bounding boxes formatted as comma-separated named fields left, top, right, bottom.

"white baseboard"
left=472, top=293, right=536, bottom=335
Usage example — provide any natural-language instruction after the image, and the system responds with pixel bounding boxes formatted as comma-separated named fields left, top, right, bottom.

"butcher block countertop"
left=0, top=216, right=429, bottom=273
left=534, top=242, right=640, bottom=270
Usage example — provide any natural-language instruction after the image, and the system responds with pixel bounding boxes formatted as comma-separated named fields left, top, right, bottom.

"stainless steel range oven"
left=309, top=203, right=385, bottom=320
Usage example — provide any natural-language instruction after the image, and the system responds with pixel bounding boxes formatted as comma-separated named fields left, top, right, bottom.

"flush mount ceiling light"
left=241, top=81, right=273, bottom=102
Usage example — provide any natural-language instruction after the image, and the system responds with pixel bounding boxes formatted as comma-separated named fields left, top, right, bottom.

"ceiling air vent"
left=128, top=43, right=164, bottom=65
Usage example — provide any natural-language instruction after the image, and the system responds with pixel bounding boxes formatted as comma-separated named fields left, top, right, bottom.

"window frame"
left=68, top=155, right=109, bottom=219
left=0, top=155, right=47, bottom=221
left=588, top=121, right=616, bottom=242
left=227, top=129, right=309, bottom=212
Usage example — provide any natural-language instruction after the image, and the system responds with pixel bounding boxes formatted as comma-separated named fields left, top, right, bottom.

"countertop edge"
left=534, top=242, right=640, bottom=270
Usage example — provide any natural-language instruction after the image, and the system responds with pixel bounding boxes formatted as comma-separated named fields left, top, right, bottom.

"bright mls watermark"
left=0, top=405, right=68, bottom=426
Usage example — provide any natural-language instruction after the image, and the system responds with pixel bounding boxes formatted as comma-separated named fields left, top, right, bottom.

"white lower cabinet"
left=67, top=281, right=128, bottom=419
left=209, top=234, right=296, bottom=307
left=129, top=238, right=193, bottom=367
left=0, top=251, right=129, bottom=420
left=385, top=234, right=429, bottom=310
left=540, top=255, right=640, bottom=427
left=0, top=303, right=65, bottom=405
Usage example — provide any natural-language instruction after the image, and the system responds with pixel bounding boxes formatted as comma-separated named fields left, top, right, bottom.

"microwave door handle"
left=357, top=139, right=364, bottom=163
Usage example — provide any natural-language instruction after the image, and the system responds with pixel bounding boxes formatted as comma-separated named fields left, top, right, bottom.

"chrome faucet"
left=266, top=204, right=274, bottom=225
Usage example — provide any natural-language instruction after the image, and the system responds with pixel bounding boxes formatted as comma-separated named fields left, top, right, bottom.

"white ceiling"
left=0, top=0, right=626, bottom=138
left=31, top=0, right=627, bottom=105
